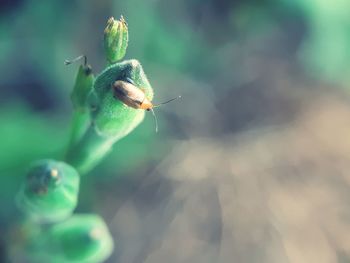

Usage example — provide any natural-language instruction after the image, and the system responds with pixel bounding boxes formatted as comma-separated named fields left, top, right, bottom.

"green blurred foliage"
left=0, top=103, right=67, bottom=223
left=281, top=0, right=350, bottom=85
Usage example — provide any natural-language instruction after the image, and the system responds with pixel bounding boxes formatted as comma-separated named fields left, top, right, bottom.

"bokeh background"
left=1, top=0, right=350, bottom=262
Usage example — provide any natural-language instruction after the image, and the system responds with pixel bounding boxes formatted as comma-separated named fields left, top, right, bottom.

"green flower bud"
left=92, top=59, right=153, bottom=136
left=16, top=160, right=80, bottom=222
left=104, top=16, right=128, bottom=64
left=71, top=64, right=94, bottom=112
left=66, top=59, right=153, bottom=174
left=48, top=214, right=113, bottom=263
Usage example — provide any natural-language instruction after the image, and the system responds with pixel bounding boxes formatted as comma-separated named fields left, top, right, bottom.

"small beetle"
left=113, top=80, right=152, bottom=110
left=113, top=78, right=180, bottom=132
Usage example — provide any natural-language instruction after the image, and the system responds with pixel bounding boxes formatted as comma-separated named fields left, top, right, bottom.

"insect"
left=113, top=78, right=180, bottom=132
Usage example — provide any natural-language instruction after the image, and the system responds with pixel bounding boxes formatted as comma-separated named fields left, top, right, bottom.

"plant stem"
left=65, top=125, right=114, bottom=174
left=67, top=110, right=90, bottom=150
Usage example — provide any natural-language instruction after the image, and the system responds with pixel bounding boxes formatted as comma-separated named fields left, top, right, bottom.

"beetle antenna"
left=153, top=95, right=181, bottom=108
left=64, top=55, right=87, bottom=66
left=150, top=108, right=158, bottom=133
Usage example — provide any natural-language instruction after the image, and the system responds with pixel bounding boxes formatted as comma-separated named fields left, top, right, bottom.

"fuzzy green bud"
left=104, top=16, right=128, bottom=64
left=16, top=160, right=80, bottom=222
left=92, top=59, right=153, bottom=136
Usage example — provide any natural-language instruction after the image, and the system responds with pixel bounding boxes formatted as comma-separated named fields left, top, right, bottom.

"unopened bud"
left=49, top=215, right=114, bottom=262
left=104, top=16, right=128, bottom=64
left=16, top=160, right=80, bottom=222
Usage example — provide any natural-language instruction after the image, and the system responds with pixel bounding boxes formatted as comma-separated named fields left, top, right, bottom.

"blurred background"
left=1, top=0, right=350, bottom=262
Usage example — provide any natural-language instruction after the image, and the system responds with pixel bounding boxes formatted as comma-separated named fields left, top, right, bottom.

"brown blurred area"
left=92, top=3, right=350, bottom=260
left=96, top=53, right=350, bottom=262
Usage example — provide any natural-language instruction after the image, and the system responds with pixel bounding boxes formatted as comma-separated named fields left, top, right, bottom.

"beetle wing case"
left=113, top=80, right=145, bottom=109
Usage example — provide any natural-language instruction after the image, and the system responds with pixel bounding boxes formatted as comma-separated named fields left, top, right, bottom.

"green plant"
left=14, top=16, right=153, bottom=263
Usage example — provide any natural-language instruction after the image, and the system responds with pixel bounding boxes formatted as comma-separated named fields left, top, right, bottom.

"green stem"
left=65, top=125, right=115, bottom=175
left=67, top=110, right=90, bottom=149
